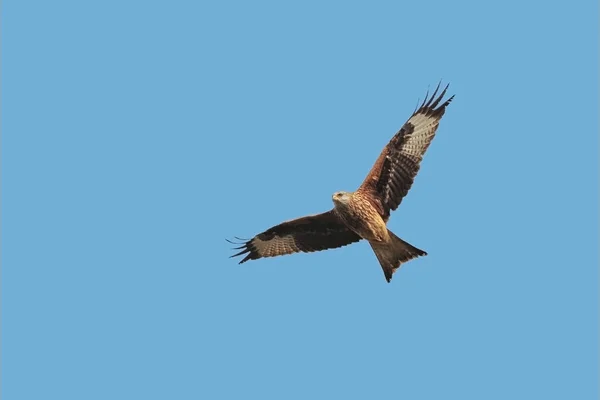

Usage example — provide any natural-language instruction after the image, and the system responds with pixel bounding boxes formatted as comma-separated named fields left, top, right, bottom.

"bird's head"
left=332, top=191, right=351, bottom=206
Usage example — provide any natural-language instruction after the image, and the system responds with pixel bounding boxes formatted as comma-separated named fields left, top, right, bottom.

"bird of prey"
left=229, top=83, right=454, bottom=282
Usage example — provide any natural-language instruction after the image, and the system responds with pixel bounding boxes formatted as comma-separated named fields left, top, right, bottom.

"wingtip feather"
left=412, top=82, right=454, bottom=117
left=424, top=81, right=442, bottom=108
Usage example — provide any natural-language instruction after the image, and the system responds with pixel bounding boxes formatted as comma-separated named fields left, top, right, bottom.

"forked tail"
left=369, top=230, right=427, bottom=282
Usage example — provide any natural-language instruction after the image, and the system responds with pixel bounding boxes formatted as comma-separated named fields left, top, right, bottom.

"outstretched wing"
left=358, top=82, right=454, bottom=220
left=229, top=210, right=361, bottom=263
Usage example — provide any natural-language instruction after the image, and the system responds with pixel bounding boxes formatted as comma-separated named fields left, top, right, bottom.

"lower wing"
left=229, top=210, right=361, bottom=263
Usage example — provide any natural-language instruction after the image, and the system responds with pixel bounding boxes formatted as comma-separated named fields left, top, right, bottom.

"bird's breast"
left=335, top=193, right=388, bottom=242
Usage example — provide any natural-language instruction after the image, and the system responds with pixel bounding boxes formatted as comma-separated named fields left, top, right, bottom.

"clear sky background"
left=2, top=1, right=598, bottom=399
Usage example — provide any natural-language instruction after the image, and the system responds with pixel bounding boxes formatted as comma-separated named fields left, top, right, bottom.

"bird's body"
left=229, top=83, right=454, bottom=282
left=333, top=191, right=388, bottom=243
left=331, top=189, right=426, bottom=281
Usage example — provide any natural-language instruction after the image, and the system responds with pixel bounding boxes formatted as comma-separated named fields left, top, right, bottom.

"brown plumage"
left=228, top=211, right=361, bottom=263
left=230, top=83, right=454, bottom=282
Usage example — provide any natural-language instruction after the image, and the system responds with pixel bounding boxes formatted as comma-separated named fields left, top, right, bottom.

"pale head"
left=332, top=191, right=352, bottom=206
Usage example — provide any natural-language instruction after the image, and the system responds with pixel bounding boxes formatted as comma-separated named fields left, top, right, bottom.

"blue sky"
left=3, top=1, right=598, bottom=399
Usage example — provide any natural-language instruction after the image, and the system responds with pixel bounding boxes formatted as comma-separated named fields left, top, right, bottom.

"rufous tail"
left=369, top=230, right=427, bottom=282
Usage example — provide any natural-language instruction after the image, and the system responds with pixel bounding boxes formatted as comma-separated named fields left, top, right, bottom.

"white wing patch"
left=252, top=234, right=298, bottom=257
left=400, top=113, right=440, bottom=157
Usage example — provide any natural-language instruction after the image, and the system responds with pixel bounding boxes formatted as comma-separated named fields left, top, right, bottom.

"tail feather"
left=370, top=230, right=427, bottom=282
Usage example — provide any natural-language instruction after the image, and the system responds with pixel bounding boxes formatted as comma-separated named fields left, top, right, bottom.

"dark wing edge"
left=228, top=210, right=361, bottom=263
left=412, top=81, right=455, bottom=119
left=359, top=82, right=454, bottom=219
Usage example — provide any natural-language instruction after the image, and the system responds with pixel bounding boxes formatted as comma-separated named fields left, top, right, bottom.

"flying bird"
left=229, top=83, right=454, bottom=282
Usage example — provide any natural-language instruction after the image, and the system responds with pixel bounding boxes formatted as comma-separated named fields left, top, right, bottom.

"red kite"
left=230, top=83, right=454, bottom=282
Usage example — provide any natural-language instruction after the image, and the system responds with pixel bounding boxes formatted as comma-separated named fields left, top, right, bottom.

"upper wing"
left=229, top=210, right=361, bottom=263
left=358, top=83, right=454, bottom=220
